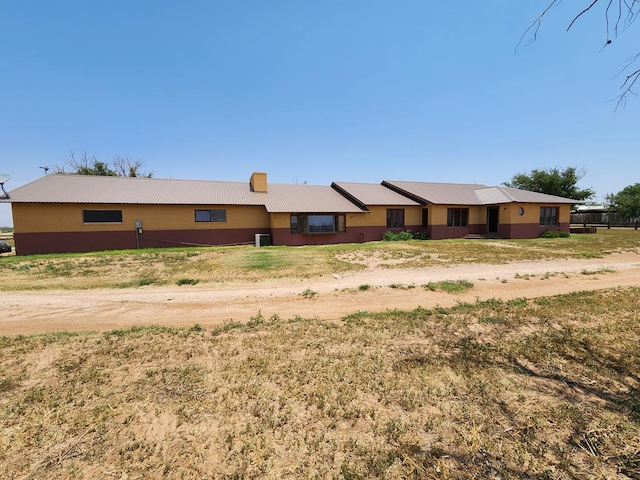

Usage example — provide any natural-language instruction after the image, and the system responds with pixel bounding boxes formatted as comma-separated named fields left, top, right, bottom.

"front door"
left=487, top=207, right=499, bottom=234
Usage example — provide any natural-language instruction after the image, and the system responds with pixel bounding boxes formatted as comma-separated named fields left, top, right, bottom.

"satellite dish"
left=0, top=173, right=10, bottom=198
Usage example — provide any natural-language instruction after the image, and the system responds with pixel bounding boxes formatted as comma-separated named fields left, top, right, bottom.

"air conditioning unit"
left=255, top=233, right=271, bottom=247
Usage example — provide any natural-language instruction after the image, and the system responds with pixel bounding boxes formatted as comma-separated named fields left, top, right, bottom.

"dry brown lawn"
left=1, top=229, right=638, bottom=291
left=1, top=288, right=639, bottom=479
left=1, top=230, right=640, bottom=478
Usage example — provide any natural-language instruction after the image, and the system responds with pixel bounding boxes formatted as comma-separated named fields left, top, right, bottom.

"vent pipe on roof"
left=250, top=172, right=267, bottom=192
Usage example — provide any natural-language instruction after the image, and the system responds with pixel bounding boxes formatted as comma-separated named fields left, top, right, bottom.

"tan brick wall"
left=428, top=204, right=571, bottom=227
left=270, top=207, right=421, bottom=230
left=270, top=213, right=289, bottom=229
left=348, top=206, right=422, bottom=227
left=505, top=203, right=572, bottom=225
left=14, top=202, right=573, bottom=235
left=13, top=203, right=270, bottom=233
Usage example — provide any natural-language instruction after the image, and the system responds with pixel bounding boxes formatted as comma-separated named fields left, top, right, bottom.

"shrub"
left=382, top=230, right=429, bottom=241
left=540, top=230, right=570, bottom=238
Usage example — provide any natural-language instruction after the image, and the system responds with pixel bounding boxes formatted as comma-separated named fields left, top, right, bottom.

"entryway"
left=487, top=207, right=499, bottom=234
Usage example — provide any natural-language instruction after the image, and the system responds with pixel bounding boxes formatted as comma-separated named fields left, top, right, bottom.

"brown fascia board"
left=380, top=181, right=428, bottom=205
left=330, top=183, right=370, bottom=212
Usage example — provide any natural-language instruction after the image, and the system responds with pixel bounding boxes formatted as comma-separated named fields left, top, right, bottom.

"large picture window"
left=83, top=210, right=123, bottom=223
left=195, top=209, right=227, bottom=223
left=290, top=214, right=346, bottom=234
left=447, top=208, right=469, bottom=227
left=386, top=209, right=405, bottom=229
left=540, top=207, right=559, bottom=226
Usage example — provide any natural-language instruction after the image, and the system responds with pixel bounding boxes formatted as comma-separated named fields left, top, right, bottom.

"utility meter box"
left=134, top=220, right=143, bottom=229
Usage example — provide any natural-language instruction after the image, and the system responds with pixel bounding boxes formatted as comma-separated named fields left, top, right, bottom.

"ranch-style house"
left=2, top=172, right=579, bottom=255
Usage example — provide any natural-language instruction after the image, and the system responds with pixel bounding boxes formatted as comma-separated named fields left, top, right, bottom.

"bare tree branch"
left=521, top=0, right=640, bottom=108
left=615, top=67, right=640, bottom=109
left=51, top=151, right=152, bottom=177
left=609, top=0, right=619, bottom=38
left=568, top=0, right=600, bottom=31
left=112, top=155, right=152, bottom=178
left=516, top=0, right=562, bottom=53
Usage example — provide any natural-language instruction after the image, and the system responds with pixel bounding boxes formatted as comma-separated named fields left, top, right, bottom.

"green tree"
left=611, top=183, right=640, bottom=219
left=53, top=151, right=151, bottom=177
left=503, top=166, right=594, bottom=201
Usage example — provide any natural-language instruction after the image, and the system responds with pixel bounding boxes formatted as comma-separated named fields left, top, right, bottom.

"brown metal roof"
left=4, top=175, right=581, bottom=212
left=332, top=182, right=421, bottom=206
left=6, top=174, right=270, bottom=205
left=383, top=181, right=582, bottom=205
left=383, top=180, right=489, bottom=205
left=264, top=183, right=364, bottom=213
left=488, top=186, right=581, bottom=204
left=5, top=174, right=364, bottom=213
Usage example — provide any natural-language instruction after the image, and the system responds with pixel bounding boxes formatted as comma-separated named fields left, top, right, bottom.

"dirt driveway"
left=2, top=252, right=639, bottom=335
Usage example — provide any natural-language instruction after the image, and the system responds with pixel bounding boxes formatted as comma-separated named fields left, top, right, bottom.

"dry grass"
left=1, top=229, right=638, bottom=292
left=1, top=288, right=639, bottom=478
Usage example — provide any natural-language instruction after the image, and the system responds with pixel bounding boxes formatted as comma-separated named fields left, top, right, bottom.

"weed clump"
left=301, top=288, right=318, bottom=298
left=423, top=279, right=474, bottom=294
left=540, top=230, right=570, bottom=238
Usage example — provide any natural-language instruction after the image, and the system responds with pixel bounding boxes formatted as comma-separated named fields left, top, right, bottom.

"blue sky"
left=1, top=1, right=638, bottom=226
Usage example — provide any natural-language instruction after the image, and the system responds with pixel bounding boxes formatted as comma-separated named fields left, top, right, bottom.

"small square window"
left=540, top=207, right=559, bottom=226
left=447, top=208, right=469, bottom=227
left=83, top=210, right=123, bottom=223
left=195, top=209, right=226, bottom=222
left=386, top=209, right=405, bottom=229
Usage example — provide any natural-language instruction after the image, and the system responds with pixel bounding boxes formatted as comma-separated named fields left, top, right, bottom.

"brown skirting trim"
left=13, top=229, right=270, bottom=255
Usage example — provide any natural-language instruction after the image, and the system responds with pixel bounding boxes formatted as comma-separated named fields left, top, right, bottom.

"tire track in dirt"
left=2, top=253, right=639, bottom=335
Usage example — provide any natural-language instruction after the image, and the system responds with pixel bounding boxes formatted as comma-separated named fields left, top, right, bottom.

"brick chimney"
left=250, top=172, right=267, bottom=192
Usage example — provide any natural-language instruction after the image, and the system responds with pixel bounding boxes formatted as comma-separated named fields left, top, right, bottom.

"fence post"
left=635, top=220, right=638, bottom=230
left=607, top=220, right=611, bottom=230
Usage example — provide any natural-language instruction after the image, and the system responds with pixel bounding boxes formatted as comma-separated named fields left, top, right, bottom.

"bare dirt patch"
left=2, top=252, right=639, bottom=335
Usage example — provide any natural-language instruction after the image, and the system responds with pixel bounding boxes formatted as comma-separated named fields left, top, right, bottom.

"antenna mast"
left=0, top=174, right=10, bottom=199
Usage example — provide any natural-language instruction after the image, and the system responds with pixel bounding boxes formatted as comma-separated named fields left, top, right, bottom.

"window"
left=195, top=209, right=227, bottom=222
left=540, top=207, right=559, bottom=226
left=290, top=214, right=346, bottom=234
left=447, top=208, right=469, bottom=227
left=386, top=209, right=405, bottom=229
left=83, top=210, right=123, bottom=223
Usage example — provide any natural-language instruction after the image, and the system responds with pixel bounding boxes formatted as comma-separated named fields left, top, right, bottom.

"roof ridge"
left=479, top=185, right=517, bottom=203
